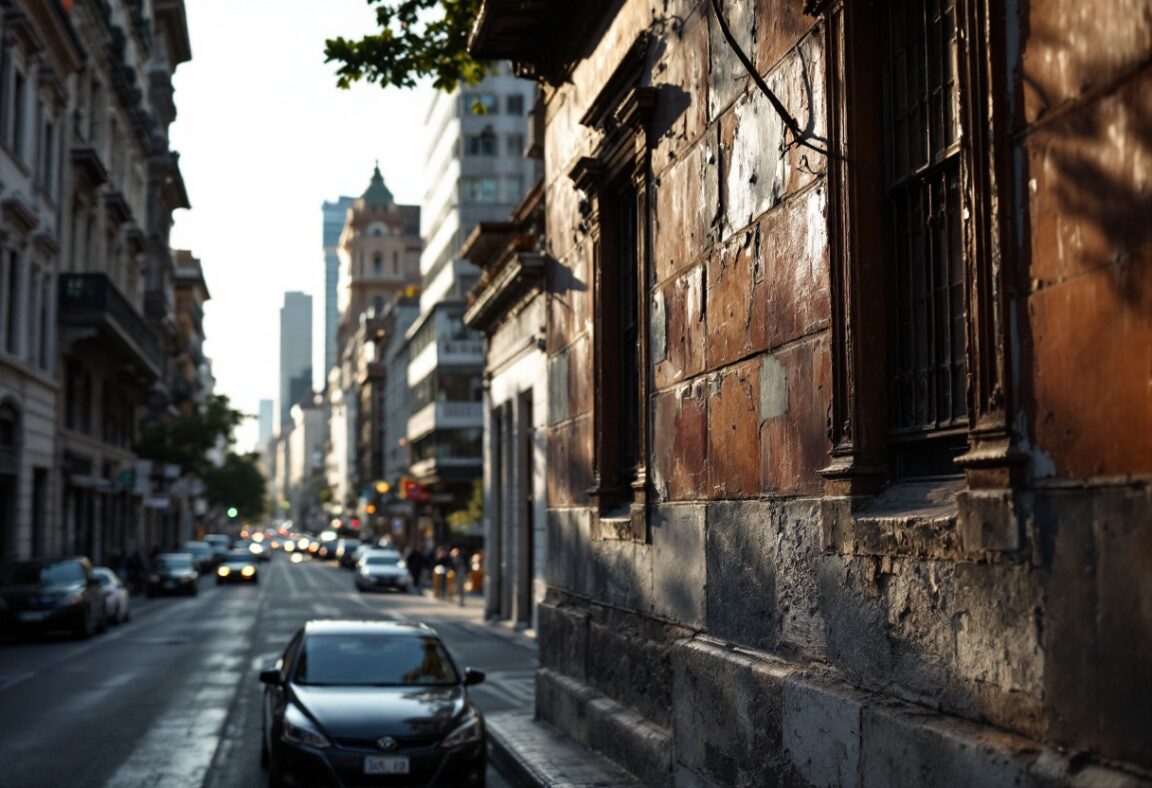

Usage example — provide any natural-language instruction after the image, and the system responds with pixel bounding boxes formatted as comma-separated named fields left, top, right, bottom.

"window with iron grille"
left=882, top=0, right=967, bottom=477
left=610, top=178, right=640, bottom=483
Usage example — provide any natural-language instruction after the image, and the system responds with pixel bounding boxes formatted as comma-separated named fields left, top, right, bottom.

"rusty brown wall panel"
left=1020, top=0, right=1152, bottom=126
left=707, top=359, right=762, bottom=497
left=760, top=338, right=832, bottom=495
left=1024, top=75, right=1152, bottom=284
left=754, top=0, right=820, bottom=77
left=650, top=3, right=710, bottom=171
left=653, top=135, right=720, bottom=286
left=1027, top=263, right=1152, bottom=477
left=1022, top=70, right=1152, bottom=477
left=760, top=184, right=831, bottom=351
left=655, top=264, right=707, bottom=389
left=547, top=416, right=593, bottom=507
left=706, top=229, right=770, bottom=371
left=652, top=381, right=710, bottom=501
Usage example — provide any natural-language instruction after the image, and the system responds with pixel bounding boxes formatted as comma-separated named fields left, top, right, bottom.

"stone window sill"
left=821, top=479, right=1023, bottom=562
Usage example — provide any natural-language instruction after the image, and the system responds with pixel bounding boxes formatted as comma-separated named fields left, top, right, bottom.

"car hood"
left=290, top=684, right=465, bottom=739
left=153, top=568, right=197, bottom=579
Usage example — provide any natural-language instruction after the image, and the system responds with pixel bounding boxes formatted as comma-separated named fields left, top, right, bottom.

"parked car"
left=0, top=557, right=107, bottom=638
left=335, top=538, right=362, bottom=568
left=355, top=550, right=411, bottom=593
left=235, top=539, right=270, bottom=562
left=203, top=534, right=231, bottom=562
left=91, top=567, right=130, bottom=624
left=216, top=550, right=260, bottom=585
left=146, top=553, right=199, bottom=597
left=260, top=620, right=487, bottom=788
left=181, top=540, right=216, bottom=572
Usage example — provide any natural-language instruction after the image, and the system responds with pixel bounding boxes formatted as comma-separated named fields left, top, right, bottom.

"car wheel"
left=74, top=612, right=93, bottom=640
left=96, top=607, right=108, bottom=634
left=260, top=725, right=269, bottom=768
left=122, top=605, right=131, bottom=623
left=267, top=753, right=286, bottom=788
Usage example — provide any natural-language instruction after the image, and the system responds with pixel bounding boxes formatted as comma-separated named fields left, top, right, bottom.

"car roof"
left=158, top=552, right=195, bottom=560
left=303, top=619, right=436, bottom=637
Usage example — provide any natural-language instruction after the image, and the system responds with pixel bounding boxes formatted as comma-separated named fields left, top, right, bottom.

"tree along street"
left=0, top=553, right=531, bottom=787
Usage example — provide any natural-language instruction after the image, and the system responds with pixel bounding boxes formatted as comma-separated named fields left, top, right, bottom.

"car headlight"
left=441, top=713, right=483, bottom=748
left=281, top=716, right=331, bottom=749
left=241, top=566, right=255, bottom=577
left=148, top=574, right=160, bottom=583
left=62, top=590, right=86, bottom=606
left=217, top=567, right=231, bottom=576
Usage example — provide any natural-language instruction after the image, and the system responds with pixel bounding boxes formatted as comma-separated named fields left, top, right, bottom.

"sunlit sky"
left=168, top=0, right=433, bottom=452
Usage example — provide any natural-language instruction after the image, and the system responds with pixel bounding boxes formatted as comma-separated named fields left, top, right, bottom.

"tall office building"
left=405, top=66, right=540, bottom=528
left=322, top=196, right=354, bottom=379
left=258, top=399, right=274, bottom=446
left=278, top=292, right=313, bottom=426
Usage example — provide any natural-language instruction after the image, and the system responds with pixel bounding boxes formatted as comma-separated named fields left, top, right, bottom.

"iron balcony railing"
left=59, top=273, right=164, bottom=377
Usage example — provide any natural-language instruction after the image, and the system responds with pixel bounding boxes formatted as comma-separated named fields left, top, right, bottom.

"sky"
left=167, top=0, right=433, bottom=453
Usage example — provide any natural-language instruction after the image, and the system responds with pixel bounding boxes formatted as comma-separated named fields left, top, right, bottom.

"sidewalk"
left=419, top=588, right=650, bottom=788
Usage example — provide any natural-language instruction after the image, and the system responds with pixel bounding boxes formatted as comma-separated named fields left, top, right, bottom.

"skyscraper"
left=279, top=292, right=313, bottom=426
left=322, top=196, right=354, bottom=379
left=258, top=399, right=274, bottom=446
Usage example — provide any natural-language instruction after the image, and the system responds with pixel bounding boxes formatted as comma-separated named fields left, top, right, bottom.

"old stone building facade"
left=472, top=0, right=1151, bottom=784
left=0, top=0, right=193, bottom=561
left=463, top=178, right=549, bottom=630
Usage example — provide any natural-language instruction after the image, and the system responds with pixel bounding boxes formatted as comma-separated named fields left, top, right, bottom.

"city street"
left=0, top=554, right=531, bottom=788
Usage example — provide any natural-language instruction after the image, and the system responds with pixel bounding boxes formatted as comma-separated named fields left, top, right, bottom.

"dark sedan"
left=0, top=557, right=106, bottom=638
left=145, top=553, right=199, bottom=596
left=260, top=620, right=487, bottom=788
left=216, top=550, right=260, bottom=585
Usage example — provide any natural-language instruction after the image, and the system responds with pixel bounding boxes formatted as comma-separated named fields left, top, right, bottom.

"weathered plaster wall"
left=539, top=0, right=1152, bottom=784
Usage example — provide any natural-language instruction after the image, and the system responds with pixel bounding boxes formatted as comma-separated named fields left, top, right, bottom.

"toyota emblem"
left=376, top=736, right=398, bottom=751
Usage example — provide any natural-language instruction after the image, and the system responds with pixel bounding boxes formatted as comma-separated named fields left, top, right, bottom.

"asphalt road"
left=0, top=553, right=533, bottom=788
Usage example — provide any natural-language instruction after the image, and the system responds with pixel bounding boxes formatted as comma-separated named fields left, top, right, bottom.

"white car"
left=355, top=550, right=411, bottom=593
left=92, top=567, right=130, bottom=624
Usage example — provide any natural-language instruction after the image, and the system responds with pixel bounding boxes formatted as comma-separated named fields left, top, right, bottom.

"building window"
left=5, top=250, right=20, bottom=356
left=882, top=0, right=966, bottom=477
left=463, top=92, right=497, bottom=114
left=65, top=359, right=93, bottom=433
left=506, top=94, right=525, bottom=115
left=42, top=119, right=55, bottom=197
left=504, top=176, right=524, bottom=204
left=819, top=0, right=1015, bottom=493
left=464, top=130, right=497, bottom=156
left=373, top=253, right=383, bottom=276
left=569, top=65, right=657, bottom=536
left=11, top=71, right=25, bottom=162
left=461, top=177, right=500, bottom=205
left=506, top=134, right=525, bottom=157
left=392, top=250, right=399, bottom=274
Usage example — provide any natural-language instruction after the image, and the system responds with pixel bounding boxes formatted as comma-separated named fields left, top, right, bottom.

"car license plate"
left=364, top=756, right=409, bottom=775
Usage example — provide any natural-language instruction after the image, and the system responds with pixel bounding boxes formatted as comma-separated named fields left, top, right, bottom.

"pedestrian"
left=126, top=550, right=145, bottom=596
left=449, top=547, right=466, bottom=606
left=406, top=546, right=426, bottom=592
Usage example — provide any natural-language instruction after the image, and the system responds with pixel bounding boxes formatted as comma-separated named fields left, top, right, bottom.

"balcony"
left=408, top=339, right=484, bottom=386
left=58, top=273, right=164, bottom=378
left=407, top=401, right=483, bottom=442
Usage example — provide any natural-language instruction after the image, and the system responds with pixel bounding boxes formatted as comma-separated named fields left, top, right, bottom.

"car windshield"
left=184, top=543, right=210, bottom=556
left=156, top=555, right=194, bottom=571
left=0, top=560, right=85, bottom=585
left=224, top=554, right=253, bottom=566
left=294, top=634, right=460, bottom=687
left=365, top=554, right=402, bottom=567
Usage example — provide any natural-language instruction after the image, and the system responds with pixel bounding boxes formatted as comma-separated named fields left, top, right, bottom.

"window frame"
left=569, top=58, right=657, bottom=540
left=816, top=0, right=1022, bottom=494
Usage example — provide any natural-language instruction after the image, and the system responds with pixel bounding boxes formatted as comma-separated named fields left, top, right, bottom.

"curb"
left=485, top=710, right=643, bottom=788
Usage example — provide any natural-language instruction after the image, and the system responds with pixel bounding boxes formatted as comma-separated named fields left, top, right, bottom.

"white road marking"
left=0, top=672, right=34, bottom=692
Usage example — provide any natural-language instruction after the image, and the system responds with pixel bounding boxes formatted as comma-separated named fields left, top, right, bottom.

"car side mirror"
left=259, top=669, right=282, bottom=685
left=464, top=668, right=486, bottom=686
